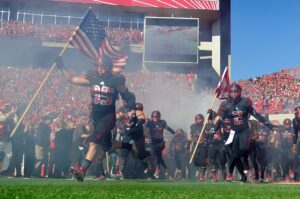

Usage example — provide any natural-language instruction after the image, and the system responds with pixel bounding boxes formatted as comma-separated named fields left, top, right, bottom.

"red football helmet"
left=229, top=83, right=242, bottom=100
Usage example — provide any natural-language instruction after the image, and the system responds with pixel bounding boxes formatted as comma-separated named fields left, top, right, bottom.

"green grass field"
left=1, top=178, right=300, bottom=199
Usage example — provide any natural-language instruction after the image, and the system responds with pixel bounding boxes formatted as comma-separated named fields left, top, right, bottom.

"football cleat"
left=70, top=166, right=85, bottom=182
left=199, top=175, right=205, bottom=181
left=115, top=170, right=124, bottom=180
left=226, top=173, right=233, bottom=182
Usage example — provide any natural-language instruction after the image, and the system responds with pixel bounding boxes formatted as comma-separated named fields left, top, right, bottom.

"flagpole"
left=189, top=94, right=218, bottom=164
left=10, top=42, right=71, bottom=138
left=189, top=65, right=230, bottom=164
left=9, top=8, right=95, bottom=138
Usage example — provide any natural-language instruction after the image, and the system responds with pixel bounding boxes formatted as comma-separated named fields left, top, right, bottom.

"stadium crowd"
left=0, top=65, right=300, bottom=182
left=238, top=68, right=300, bottom=115
left=0, top=21, right=143, bottom=44
left=1, top=20, right=298, bottom=116
left=0, top=66, right=195, bottom=121
left=0, top=65, right=195, bottom=179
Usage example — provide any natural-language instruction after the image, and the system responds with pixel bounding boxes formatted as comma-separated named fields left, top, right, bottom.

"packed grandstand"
left=1, top=21, right=299, bottom=117
left=0, top=2, right=299, bottom=185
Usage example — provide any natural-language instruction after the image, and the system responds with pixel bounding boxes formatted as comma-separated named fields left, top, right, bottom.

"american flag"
left=215, top=66, right=230, bottom=99
left=69, top=9, right=127, bottom=73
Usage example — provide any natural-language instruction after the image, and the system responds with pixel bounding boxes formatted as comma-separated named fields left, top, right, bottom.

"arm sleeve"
left=217, top=102, right=227, bottom=120
left=214, top=119, right=223, bottom=132
left=120, top=90, right=136, bottom=110
left=163, top=120, right=176, bottom=135
left=250, top=109, right=269, bottom=124
left=117, top=75, right=136, bottom=110
left=166, top=126, right=176, bottom=135
left=293, top=118, right=298, bottom=144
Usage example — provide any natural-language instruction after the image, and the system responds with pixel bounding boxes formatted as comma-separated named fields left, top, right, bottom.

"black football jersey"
left=190, top=123, right=203, bottom=143
left=190, top=123, right=212, bottom=143
left=146, top=119, right=174, bottom=141
left=86, top=71, right=125, bottom=118
left=171, top=134, right=187, bottom=152
left=218, top=97, right=253, bottom=132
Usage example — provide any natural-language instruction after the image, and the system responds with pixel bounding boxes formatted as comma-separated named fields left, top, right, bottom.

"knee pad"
left=0, top=151, right=5, bottom=161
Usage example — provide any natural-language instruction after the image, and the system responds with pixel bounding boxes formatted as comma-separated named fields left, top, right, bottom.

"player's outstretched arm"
left=249, top=104, right=274, bottom=130
left=56, top=56, right=90, bottom=86
left=117, top=75, right=136, bottom=110
left=163, top=121, right=176, bottom=135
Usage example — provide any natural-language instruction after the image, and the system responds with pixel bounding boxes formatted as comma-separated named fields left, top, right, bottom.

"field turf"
left=1, top=178, right=300, bottom=199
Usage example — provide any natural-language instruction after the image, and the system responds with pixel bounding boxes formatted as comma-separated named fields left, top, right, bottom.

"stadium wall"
left=269, top=114, right=294, bottom=123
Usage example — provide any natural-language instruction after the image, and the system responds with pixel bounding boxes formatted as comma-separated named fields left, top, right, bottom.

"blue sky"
left=231, top=0, right=300, bottom=81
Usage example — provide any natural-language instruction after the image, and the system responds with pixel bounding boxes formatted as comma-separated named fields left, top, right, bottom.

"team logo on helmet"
left=229, top=83, right=242, bottom=99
